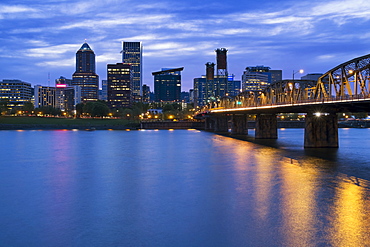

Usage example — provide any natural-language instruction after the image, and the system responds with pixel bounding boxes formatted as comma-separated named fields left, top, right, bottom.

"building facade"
left=34, top=85, right=57, bottom=108
left=153, top=68, right=183, bottom=102
left=242, top=66, right=282, bottom=92
left=72, top=42, right=99, bottom=102
left=121, top=42, right=142, bottom=98
left=99, top=80, right=108, bottom=101
left=0, top=79, right=32, bottom=109
left=55, top=84, right=81, bottom=112
left=107, top=63, right=133, bottom=108
left=142, top=84, right=151, bottom=102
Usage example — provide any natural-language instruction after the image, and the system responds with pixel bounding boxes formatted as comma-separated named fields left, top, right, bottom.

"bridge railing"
left=199, top=94, right=370, bottom=113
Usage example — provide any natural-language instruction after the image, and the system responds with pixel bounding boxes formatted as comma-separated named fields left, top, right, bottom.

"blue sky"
left=1, top=0, right=370, bottom=91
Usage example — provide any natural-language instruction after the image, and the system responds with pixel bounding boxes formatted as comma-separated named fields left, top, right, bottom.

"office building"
left=55, top=84, right=82, bottom=112
left=72, top=42, right=99, bottom=102
left=153, top=67, right=183, bottom=102
left=56, top=76, right=72, bottom=86
left=227, top=74, right=241, bottom=97
left=242, top=66, right=282, bottom=92
left=34, top=85, right=57, bottom=108
left=121, top=42, right=142, bottom=98
left=0, top=79, right=33, bottom=109
left=142, top=84, right=151, bottom=102
left=107, top=63, right=133, bottom=108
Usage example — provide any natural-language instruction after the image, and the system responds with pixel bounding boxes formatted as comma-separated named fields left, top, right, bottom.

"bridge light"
left=314, top=112, right=321, bottom=117
left=348, top=69, right=354, bottom=74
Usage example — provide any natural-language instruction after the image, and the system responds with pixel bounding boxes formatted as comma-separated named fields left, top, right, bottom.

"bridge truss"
left=200, top=53, right=370, bottom=113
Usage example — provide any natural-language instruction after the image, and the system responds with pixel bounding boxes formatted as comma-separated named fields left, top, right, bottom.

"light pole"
left=292, top=69, right=304, bottom=83
left=291, top=69, right=304, bottom=103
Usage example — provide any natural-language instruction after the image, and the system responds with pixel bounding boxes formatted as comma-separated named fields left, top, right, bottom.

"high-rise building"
left=242, top=66, right=282, bottom=92
left=107, top=63, right=133, bottom=108
left=153, top=68, right=183, bottom=102
left=72, top=42, right=99, bottom=102
left=0, top=79, right=32, bottom=109
left=142, top=84, right=151, bottom=102
left=121, top=42, right=142, bottom=98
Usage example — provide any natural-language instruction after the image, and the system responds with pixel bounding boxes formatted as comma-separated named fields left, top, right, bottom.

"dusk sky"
left=1, top=0, right=370, bottom=91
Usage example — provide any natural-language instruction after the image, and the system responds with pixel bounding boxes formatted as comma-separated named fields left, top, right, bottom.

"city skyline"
left=1, top=0, right=370, bottom=91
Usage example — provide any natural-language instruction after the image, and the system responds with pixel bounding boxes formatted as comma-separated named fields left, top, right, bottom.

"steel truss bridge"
left=196, top=53, right=370, bottom=148
left=198, top=53, right=370, bottom=115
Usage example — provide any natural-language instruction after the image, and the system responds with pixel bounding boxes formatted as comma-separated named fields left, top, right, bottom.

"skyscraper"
left=72, top=42, right=99, bottom=102
left=121, top=42, right=142, bottom=98
left=107, top=63, right=133, bottom=108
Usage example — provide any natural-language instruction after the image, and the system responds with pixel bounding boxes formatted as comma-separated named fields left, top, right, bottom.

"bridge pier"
left=214, top=115, right=229, bottom=132
left=230, top=114, right=248, bottom=135
left=255, top=114, right=277, bottom=139
left=304, top=113, right=338, bottom=148
left=204, top=117, right=213, bottom=131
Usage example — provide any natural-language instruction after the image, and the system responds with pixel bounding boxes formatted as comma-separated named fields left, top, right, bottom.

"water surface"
left=1, top=129, right=370, bottom=246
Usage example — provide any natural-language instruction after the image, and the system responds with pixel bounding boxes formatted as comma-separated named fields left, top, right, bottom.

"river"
left=1, top=128, right=370, bottom=246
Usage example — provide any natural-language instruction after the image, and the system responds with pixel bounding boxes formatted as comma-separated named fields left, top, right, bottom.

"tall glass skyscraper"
left=121, top=42, right=142, bottom=98
left=72, top=42, right=99, bottom=101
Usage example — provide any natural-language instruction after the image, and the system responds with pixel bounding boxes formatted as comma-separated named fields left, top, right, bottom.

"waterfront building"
left=55, top=84, right=82, bottom=112
left=142, top=84, right=151, bottom=102
left=121, top=41, right=142, bottom=99
left=242, top=66, right=282, bottom=92
left=107, top=63, right=133, bottom=108
left=34, top=85, right=57, bottom=108
left=153, top=68, right=183, bottom=102
left=72, top=42, right=99, bottom=102
left=0, top=79, right=32, bottom=109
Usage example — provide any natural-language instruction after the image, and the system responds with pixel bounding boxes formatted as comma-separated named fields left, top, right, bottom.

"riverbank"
left=0, top=117, right=140, bottom=130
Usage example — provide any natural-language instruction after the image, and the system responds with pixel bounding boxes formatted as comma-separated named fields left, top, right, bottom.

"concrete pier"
left=255, top=114, right=277, bottom=139
left=304, top=113, right=338, bottom=148
left=230, top=114, right=248, bottom=135
left=214, top=115, right=229, bottom=132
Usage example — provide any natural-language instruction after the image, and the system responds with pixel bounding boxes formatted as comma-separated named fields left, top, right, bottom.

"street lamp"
left=292, top=69, right=304, bottom=83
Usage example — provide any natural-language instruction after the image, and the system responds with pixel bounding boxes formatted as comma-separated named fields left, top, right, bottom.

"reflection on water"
left=0, top=129, right=370, bottom=246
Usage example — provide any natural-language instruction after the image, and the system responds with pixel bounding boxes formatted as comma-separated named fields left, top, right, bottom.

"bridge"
left=196, top=53, right=370, bottom=148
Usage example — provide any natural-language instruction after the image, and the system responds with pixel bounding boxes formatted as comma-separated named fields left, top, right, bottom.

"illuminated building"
left=55, top=84, right=81, bottom=112
left=0, top=79, right=32, bottom=109
left=34, top=85, right=57, bottom=108
left=152, top=68, right=183, bottom=102
left=242, top=66, right=282, bottom=92
left=72, top=42, right=99, bottom=102
left=121, top=42, right=142, bottom=99
left=55, top=76, right=72, bottom=86
left=107, top=63, right=133, bottom=108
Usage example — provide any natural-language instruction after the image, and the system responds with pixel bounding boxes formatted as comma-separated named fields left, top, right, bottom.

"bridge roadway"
left=201, top=96, right=370, bottom=148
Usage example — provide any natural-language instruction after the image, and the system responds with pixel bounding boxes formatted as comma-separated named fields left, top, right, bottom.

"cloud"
left=26, top=44, right=79, bottom=58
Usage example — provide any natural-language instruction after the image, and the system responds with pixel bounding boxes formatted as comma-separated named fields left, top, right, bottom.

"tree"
left=83, top=102, right=110, bottom=117
left=22, top=101, right=34, bottom=114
